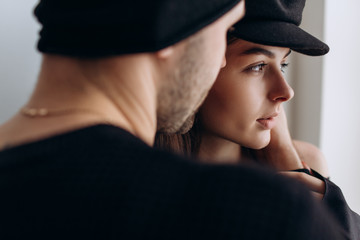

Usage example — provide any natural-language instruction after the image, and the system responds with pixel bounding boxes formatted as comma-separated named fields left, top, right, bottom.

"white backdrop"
left=1, top=0, right=359, bottom=213
left=321, top=0, right=360, bottom=213
left=0, top=0, right=41, bottom=124
left=288, top=0, right=360, bottom=213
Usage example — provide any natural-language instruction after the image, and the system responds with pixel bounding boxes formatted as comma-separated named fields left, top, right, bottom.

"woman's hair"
left=154, top=112, right=256, bottom=160
left=154, top=114, right=202, bottom=156
left=154, top=33, right=240, bottom=157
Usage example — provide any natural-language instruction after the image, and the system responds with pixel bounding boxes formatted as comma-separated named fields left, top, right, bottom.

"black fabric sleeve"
left=292, top=168, right=360, bottom=239
left=311, top=170, right=360, bottom=240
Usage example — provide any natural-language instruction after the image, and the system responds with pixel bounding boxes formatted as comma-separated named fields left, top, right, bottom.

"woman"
left=156, top=0, right=360, bottom=238
left=156, top=31, right=328, bottom=177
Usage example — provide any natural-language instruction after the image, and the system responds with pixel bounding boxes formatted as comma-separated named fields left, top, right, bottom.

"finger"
left=278, top=171, right=325, bottom=194
left=279, top=171, right=324, bottom=194
left=301, top=161, right=311, bottom=172
left=311, top=191, right=324, bottom=201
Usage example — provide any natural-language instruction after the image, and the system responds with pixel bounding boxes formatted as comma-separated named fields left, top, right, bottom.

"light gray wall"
left=288, top=0, right=360, bottom=213
left=321, top=0, right=360, bottom=213
left=0, top=0, right=41, bottom=124
left=286, top=0, right=325, bottom=147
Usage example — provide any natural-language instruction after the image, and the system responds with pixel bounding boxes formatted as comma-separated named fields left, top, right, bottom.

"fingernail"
left=301, top=161, right=313, bottom=175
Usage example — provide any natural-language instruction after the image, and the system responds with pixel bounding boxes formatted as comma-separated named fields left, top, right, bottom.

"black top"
left=0, top=125, right=348, bottom=239
left=314, top=171, right=360, bottom=239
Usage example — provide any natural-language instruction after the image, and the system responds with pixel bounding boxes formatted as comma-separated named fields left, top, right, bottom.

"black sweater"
left=0, top=125, right=351, bottom=239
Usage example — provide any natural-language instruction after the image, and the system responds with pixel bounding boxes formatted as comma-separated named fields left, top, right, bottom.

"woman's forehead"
left=227, top=39, right=291, bottom=59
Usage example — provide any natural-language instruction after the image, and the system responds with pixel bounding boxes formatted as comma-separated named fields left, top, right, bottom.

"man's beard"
left=156, top=33, right=215, bottom=134
left=176, top=113, right=196, bottom=134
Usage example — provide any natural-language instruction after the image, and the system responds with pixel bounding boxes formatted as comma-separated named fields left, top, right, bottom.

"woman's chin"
left=244, top=134, right=271, bottom=150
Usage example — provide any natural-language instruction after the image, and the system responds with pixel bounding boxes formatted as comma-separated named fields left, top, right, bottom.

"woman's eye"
left=281, top=63, right=289, bottom=73
left=249, top=63, right=267, bottom=72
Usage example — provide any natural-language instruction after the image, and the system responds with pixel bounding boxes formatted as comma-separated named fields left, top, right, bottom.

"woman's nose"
left=267, top=70, right=294, bottom=102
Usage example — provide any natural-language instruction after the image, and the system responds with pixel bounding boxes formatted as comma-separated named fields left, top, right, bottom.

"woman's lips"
left=256, top=113, right=278, bottom=130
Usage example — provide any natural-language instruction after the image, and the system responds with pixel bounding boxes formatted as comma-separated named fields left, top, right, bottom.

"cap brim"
left=231, top=21, right=329, bottom=56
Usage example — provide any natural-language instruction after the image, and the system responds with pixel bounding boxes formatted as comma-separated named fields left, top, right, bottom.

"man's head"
left=156, top=2, right=245, bottom=133
left=34, top=0, right=245, bottom=134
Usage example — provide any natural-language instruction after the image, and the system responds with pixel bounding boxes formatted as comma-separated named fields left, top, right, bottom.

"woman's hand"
left=252, top=105, right=328, bottom=200
left=292, top=140, right=329, bottom=178
left=254, top=105, right=303, bottom=170
left=279, top=170, right=325, bottom=200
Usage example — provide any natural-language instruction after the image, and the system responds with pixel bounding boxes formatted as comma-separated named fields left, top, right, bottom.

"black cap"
left=34, top=0, right=242, bottom=58
left=230, top=0, right=329, bottom=56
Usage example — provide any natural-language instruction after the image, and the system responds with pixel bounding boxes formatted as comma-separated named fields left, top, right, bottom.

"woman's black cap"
left=230, top=0, right=329, bottom=56
left=34, top=0, right=242, bottom=58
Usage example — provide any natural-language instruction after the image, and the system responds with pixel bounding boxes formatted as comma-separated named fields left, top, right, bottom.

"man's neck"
left=1, top=54, right=158, bottom=147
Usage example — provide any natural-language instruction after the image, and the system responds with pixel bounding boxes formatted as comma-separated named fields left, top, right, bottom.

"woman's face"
left=199, top=39, right=294, bottom=149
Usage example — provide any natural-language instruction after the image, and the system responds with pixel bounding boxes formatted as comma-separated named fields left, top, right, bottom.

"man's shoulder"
left=0, top=124, right=315, bottom=194
left=0, top=124, right=346, bottom=239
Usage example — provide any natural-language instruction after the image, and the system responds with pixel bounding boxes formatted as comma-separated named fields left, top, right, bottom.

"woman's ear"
left=156, top=46, right=174, bottom=59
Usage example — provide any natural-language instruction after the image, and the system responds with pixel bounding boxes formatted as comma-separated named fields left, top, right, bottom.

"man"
left=0, top=0, right=348, bottom=239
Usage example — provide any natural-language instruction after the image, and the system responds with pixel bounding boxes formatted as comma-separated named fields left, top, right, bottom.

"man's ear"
left=156, top=46, right=174, bottom=59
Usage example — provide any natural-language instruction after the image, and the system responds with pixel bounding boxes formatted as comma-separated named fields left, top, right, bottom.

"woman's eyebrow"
left=239, top=48, right=275, bottom=58
left=238, top=48, right=292, bottom=59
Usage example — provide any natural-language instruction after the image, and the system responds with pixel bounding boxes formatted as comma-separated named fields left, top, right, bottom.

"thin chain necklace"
left=20, top=106, right=116, bottom=128
left=0, top=107, right=116, bottom=151
left=20, top=107, right=107, bottom=118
